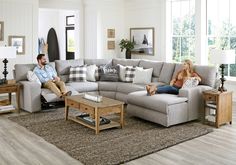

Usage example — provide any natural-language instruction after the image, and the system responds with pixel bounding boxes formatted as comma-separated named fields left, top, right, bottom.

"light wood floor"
left=0, top=101, right=235, bottom=165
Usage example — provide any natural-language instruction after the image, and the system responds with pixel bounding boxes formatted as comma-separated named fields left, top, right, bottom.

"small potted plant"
left=119, top=39, right=135, bottom=59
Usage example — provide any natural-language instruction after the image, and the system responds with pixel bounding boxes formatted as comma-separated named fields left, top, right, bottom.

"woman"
left=146, top=59, right=201, bottom=96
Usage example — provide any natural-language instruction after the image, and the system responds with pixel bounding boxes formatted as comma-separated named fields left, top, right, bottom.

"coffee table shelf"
left=65, top=95, right=124, bottom=134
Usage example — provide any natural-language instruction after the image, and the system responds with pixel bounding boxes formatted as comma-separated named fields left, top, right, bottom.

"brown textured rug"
left=9, top=108, right=212, bottom=165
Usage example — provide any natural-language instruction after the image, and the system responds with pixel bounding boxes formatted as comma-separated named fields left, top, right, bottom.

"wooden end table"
left=0, top=83, right=22, bottom=113
left=202, top=90, right=233, bottom=128
left=65, top=95, right=124, bottom=134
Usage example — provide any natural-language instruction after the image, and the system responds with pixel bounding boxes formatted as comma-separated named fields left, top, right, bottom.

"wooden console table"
left=0, top=83, right=22, bottom=113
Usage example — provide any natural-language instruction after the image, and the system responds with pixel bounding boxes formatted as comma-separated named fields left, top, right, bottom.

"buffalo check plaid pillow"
left=69, top=65, right=87, bottom=82
left=125, top=67, right=136, bottom=82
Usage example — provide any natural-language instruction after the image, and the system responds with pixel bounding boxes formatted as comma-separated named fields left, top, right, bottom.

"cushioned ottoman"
left=127, top=91, right=189, bottom=127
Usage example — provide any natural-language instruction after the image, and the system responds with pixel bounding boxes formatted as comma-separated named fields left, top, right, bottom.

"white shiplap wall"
left=0, top=0, right=38, bottom=79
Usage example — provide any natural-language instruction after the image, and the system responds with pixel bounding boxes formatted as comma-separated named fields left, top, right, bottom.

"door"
left=66, top=26, right=75, bottom=60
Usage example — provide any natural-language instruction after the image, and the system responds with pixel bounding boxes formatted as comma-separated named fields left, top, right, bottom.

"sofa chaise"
left=14, top=58, right=217, bottom=127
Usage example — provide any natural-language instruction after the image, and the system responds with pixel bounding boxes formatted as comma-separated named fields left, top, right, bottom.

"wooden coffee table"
left=65, top=95, right=124, bottom=134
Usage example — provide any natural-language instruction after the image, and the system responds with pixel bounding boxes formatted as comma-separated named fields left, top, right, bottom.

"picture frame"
left=107, top=41, right=115, bottom=50
left=66, top=15, right=75, bottom=26
left=130, top=27, right=154, bottom=55
left=107, top=29, right=115, bottom=38
left=0, top=21, right=4, bottom=41
left=8, top=36, right=25, bottom=55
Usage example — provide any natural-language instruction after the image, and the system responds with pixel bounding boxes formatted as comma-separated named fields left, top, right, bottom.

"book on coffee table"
left=76, top=114, right=110, bottom=126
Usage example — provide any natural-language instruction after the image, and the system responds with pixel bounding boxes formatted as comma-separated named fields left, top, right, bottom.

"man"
left=34, top=54, right=71, bottom=98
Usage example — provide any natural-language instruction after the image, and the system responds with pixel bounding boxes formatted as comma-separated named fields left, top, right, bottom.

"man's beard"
left=42, top=62, right=47, bottom=65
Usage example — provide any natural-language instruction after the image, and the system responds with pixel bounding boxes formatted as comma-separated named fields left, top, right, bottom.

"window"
left=207, top=0, right=236, bottom=77
left=66, top=15, right=75, bottom=60
left=171, top=0, right=196, bottom=63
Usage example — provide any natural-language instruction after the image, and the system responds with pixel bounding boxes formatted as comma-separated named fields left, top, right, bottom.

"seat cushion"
left=116, top=83, right=145, bottom=94
left=98, top=81, right=122, bottom=91
left=127, top=91, right=188, bottom=114
left=41, top=86, right=79, bottom=102
left=66, top=82, right=98, bottom=92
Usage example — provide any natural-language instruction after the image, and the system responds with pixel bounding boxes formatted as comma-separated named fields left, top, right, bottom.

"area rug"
left=9, top=108, right=212, bottom=165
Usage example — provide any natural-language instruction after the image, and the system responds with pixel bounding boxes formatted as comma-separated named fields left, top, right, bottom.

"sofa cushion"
left=159, top=63, right=176, bottom=84
left=66, top=82, right=98, bottom=92
left=112, top=59, right=140, bottom=67
left=116, top=83, right=145, bottom=94
left=172, top=63, right=182, bottom=79
left=84, top=59, right=112, bottom=66
left=127, top=91, right=188, bottom=114
left=139, top=60, right=163, bottom=77
left=194, top=65, right=217, bottom=87
left=55, top=59, right=84, bottom=75
left=98, top=81, right=122, bottom=91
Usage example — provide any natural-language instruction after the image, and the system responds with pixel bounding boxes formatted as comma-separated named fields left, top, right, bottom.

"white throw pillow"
left=27, top=71, right=41, bottom=85
left=86, top=65, right=97, bottom=82
left=182, top=77, right=199, bottom=89
left=133, top=68, right=153, bottom=84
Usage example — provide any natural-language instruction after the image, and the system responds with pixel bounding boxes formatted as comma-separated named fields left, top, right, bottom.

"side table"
left=202, top=90, right=233, bottom=128
left=0, top=83, right=22, bottom=113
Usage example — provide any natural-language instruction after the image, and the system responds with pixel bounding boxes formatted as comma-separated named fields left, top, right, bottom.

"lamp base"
left=2, top=58, right=8, bottom=82
left=218, top=86, right=227, bottom=92
left=218, top=64, right=227, bottom=93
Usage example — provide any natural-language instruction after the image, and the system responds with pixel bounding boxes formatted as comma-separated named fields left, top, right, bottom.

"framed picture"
left=107, top=41, right=115, bottom=50
left=107, top=29, right=115, bottom=38
left=8, top=36, right=25, bottom=55
left=66, top=15, right=75, bottom=26
left=0, top=21, right=4, bottom=41
left=130, top=27, right=154, bottom=55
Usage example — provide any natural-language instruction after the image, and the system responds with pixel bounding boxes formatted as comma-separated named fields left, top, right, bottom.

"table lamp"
left=210, top=49, right=235, bottom=92
left=0, top=46, right=16, bottom=82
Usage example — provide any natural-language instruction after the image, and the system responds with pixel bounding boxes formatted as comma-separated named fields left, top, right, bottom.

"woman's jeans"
left=155, top=85, right=180, bottom=95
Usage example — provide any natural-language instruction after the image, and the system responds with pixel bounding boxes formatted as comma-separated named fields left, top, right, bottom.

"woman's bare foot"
left=146, top=85, right=151, bottom=95
left=146, top=84, right=157, bottom=96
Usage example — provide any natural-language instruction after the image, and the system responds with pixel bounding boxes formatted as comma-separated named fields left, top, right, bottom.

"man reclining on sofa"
left=146, top=59, right=202, bottom=96
left=33, top=54, right=72, bottom=99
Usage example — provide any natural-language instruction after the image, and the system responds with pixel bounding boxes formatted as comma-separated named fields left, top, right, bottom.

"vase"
left=125, top=50, right=131, bottom=59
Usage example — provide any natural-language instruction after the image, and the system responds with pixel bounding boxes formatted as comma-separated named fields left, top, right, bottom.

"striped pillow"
left=69, top=65, right=87, bottom=82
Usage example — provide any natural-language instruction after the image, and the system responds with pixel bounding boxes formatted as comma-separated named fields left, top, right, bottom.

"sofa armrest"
left=19, top=81, right=42, bottom=113
left=178, top=85, right=212, bottom=121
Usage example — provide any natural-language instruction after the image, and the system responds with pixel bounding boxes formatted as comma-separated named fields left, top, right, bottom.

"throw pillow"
left=100, top=65, right=119, bottom=82
left=133, top=68, right=153, bottom=84
left=27, top=71, right=41, bottom=85
left=182, top=77, right=199, bottom=89
left=125, top=67, right=136, bottom=82
left=86, top=65, right=97, bottom=82
left=124, top=66, right=143, bottom=82
left=117, top=64, right=133, bottom=82
left=68, top=65, right=87, bottom=82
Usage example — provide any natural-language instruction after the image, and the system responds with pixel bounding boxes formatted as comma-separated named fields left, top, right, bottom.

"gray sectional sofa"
left=14, top=58, right=217, bottom=127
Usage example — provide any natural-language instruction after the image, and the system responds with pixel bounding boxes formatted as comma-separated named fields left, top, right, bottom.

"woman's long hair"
left=181, top=59, right=194, bottom=78
left=185, top=59, right=194, bottom=73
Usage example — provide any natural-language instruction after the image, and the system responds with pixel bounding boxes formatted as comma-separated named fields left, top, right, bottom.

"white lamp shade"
left=210, top=49, right=236, bottom=64
left=0, top=46, right=17, bottom=59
